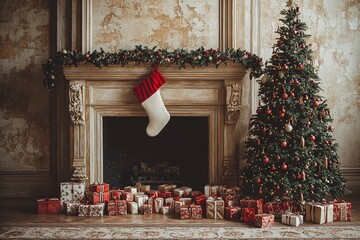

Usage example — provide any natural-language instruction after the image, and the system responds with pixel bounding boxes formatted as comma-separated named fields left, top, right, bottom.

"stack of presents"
left=37, top=182, right=351, bottom=227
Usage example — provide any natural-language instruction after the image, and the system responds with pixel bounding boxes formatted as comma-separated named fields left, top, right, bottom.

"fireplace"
left=63, top=63, right=247, bottom=187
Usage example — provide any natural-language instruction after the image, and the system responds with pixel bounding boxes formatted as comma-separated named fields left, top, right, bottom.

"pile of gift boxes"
left=37, top=182, right=351, bottom=228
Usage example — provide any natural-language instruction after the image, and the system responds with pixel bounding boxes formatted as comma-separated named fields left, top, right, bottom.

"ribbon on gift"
left=310, top=203, right=331, bottom=223
left=244, top=208, right=255, bottom=219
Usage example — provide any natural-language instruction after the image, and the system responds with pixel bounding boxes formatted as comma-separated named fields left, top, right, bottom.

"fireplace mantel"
left=62, top=63, right=248, bottom=186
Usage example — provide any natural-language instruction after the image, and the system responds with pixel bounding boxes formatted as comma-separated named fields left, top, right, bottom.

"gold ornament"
left=323, top=156, right=328, bottom=169
left=301, top=136, right=305, bottom=148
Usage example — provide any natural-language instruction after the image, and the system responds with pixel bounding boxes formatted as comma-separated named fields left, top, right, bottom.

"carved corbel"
left=69, top=83, right=85, bottom=125
left=71, top=166, right=87, bottom=181
left=225, top=83, right=242, bottom=125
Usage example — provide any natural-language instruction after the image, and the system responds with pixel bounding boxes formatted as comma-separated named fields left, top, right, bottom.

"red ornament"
left=297, top=64, right=304, bottom=70
left=279, top=112, right=285, bottom=118
left=271, top=165, right=276, bottom=171
left=256, top=178, right=261, bottom=184
left=175, top=54, right=180, bottom=58
left=309, top=135, right=316, bottom=141
left=282, top=92, right=288, bottom=99
left=258, top=189, right=263, bottom=194
left=321, top=111, right=326, bottom=117
left=304, top=95, right=309, bottom=100
left=257, top=108, right=261, bottom=114
left=292, top=29, right=297, bottom=35
left=262, top=156, right=270, bottom=164
left=266, top=109, right=272, bottom=115
left=313, top=100, right=320, bottom=107
left=297, top=174, right=303, bottom=180
left=277, top=156, right=281, bottom=161
left=283, top=64, right=289, bottom=70
left=275, top=185, right=281, bottom=190
left=281, top=164, right=288, bottom=170
left=290, top=92, right=295, bottom=97
left=281, top=141, right=287, bottom=148
left=277, top=40, right=283, bottom=45
left=328, top=125, right=335, bottom=132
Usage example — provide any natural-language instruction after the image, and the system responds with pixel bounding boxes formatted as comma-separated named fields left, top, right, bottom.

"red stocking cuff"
left=133, top=69, right=166, bottom=103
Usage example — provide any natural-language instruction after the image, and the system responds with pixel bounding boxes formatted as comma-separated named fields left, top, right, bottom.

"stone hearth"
left=62, top=63, right=247, bottom=186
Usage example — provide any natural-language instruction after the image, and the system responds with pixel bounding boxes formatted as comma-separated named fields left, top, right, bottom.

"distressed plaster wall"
left=258, top=0, right=360, bottom=169
left=0, top=0, right=53, bottom=196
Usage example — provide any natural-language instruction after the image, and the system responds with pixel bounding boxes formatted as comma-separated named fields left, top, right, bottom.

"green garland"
left=42, top=45, right=263, bottom=90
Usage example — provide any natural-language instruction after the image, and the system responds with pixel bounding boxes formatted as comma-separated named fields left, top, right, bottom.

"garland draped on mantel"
left=42, top=45, right=263, bottom=90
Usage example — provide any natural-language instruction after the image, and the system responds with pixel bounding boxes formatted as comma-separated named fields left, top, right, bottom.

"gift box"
left=143, top=204, right=152, bottom=215
left=263, top=201, right=291, bottom=218
left=78, top=203, right=105, bottom=216
left=189, top=191, right=203, bottom=200
left=60, top=182, right=85, bottom=210
left=160, top=206, right=170, bottom=214
left=107, top=200, right=127, bottom=216
left=204, top=185, right=220, bottom=198
left=87, top=191, right=110, bottom=204
left=175, top=200, right=185, bottom=214
left=254, top=213, right=275, bottom=228
left=159, top=191, right=172, bottom=199
left=305, top=202, right=333, bottom=224
left=179, top=197, right=192, bottom=205
left=158, top=184, right=176, bottom=192
left=124, top=186, right=137, bottom=194
left=127, top=201, right=138, bottom=214
left=37, top=198, right=61, bottom=214
left=165, top=197, right=175, bottom=213
left=138, top=184, right=151, bottom=193
left=148, top=190, right=159, bottom=199
left=174, top=188, right=185, bottom=197
left=332, top=199, right=351, bottom=221
left=180, top=205, right=191, bottom=219
left=90, top=182, right=110, bottom=193
left=225, top=206, right=241, bottom=221
left=206, top=197, right=224, bottom=220
left=63, top=201, right=80, bottom=215
left=122, top=192, right=133, bottom=202
left=281, top=212, right=303, bottom=227
left=190, top=204, right=202, bottom=219
left=155, top=198, right=164, bottom=213
left=110, top=189, right=124, bottom=200
left=240, top=198, right=263, bottom=214
left=241, top=207, right=255, bottom=222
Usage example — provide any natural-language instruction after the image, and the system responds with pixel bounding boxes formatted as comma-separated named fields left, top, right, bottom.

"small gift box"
left=158, top=191, right=172, bottom=199
left=332, top=199, right=351, bottom=221
left=190, top=204, right=202, bottom=219
left=240, top=198, right=263, bottom=214
left=225, top=206, right=241, bottom=221
left=143, top=204, right=152, bottom=215
left=87, top=191, right=110, bottom=204
left=78, top=203, right=105, bottom=216
left=122, top=192, right=133, bottom=202
left=110, top=189, right=124, bottom=200
left=63, top=201, right=80, bottom=215
left=174, top=188, right=185, bottom=197
left=189, top=191, right=203, bottom=200
left=281, top=212, right=303, bottom=226
left=263, top=201, right=291, bottom=218
left=148, top=190, right=159, bottom=199
left=127, top=201, right=138, bottom=214
left=241, top=207, right=255, bottom=222
left=60, top=182, right=85, bottom=210
left=254, top=213, right=275, bottom=228
left=90, top=182, right=110, bottom=193
left=155, top=198, right=164, bottom=213
left=37, top=198, right=61, bottom=214
left=180, top=205, right=191, bottom=219
left=204, top=185, right=220, bottom=198
left=305, top=202, right=333, bottom=224
left=158, top=184, right=176, bottom=192
left=160, top=206, right=170, bottom=214
left=124, top=186, right=137, bottom=194
left=138, top=185, right=151, bottom=193
left=165, top=197, right=175, bottom=213
left=206, top=197, right=224, bottom=219
left=175, top=200, right=185, bottom=214
left=107, top=200, right=127, bottom=216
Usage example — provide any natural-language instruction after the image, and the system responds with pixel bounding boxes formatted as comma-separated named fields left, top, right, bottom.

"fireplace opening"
left=103, top=116, right=209, bottom=191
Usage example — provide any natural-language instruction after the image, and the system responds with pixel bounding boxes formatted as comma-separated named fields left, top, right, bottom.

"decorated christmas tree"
left=240, top=1, right=348, bottom=205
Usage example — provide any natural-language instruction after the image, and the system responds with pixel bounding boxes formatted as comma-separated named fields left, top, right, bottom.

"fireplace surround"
left=63, top=63, right=247, bottom=186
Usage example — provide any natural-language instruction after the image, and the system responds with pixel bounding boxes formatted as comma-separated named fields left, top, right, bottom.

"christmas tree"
left=240, top=1, right=348, bottom=205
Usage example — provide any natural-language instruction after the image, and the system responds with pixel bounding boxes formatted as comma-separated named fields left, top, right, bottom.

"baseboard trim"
left=342, top=167, right=360, bottom=197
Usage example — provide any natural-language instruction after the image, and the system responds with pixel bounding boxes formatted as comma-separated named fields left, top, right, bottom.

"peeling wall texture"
left=259, top=0, right=360, bottom=168
left=91, top=0, right=219, bottom=51
left=0, top=0, right=51, bottom=171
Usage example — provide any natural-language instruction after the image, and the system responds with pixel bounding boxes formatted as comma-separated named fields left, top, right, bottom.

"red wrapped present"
left=240, top=198, right=263, bottom=213
left=190, top=204, right=202, bottom=219
left=121, top=192, right=133, bottom=202
left=206, top=197, right=224, bottom=219
left=225, top=206, right=241, bottom=221
left=107, top=200, right=127, bottom=215
left=78, top=203, right=105, bottom=216
left=110, top=189, right=124, bottom=200
left=254, top=213, right=275, bottom=228
left=87, top=191, right=110, bottom=204
left=37, top=198, right=61, bottom=214
left=90, top=182, right=110, bottom=193
left=263, top=201, right=290, bottom=218
left=190, top=191, right=202, bottom=200
left=180, top=205, right=191, bottom=219
left=143, top=203, right=152, bottom=215
left=332, top=199, right=351, bottom=221
left=195, top=194, right=207, bottom=205
left=148, top=190, right=159, bottom=199
left=241, top=207, right=255, bottom=222
left=159, top=191, right=172, bottom=199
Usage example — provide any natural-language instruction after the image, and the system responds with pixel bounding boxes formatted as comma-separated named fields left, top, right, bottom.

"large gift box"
left=155, top=198, right=164, bottom=213
left=240, top=198, right=263, bottom=214
left=180, top=205, right=191, bottom=219
left=305, top=202, right=333, bottom=224
left=37, top=198, right=61, bottom=214
left=332, top=199, right=351, bottom=221
left=87, top=191, right=110, bottom=204
left=254, top=213, right=275, bottom=228
left=281, top=212, right=303, bottom=227
left=127, top=201, right=138, bottom=214
left=90, top=182, right=110, bottom=193
left=241, top=207, right=255, bottom=222
left=60, top=182, right=85, bottom=210
left=63, top=200, right=80, bottom=215
left=190, top=204, right=202, bottom=219
left=206, top=197, right=224, bottom=219
left=78, top=203, right=105, bottom=216
left=225, top=206, right=241, bottom=221
left=107, top=200, right=127, bottom=215
left=263, top=201, right=291, bottom=218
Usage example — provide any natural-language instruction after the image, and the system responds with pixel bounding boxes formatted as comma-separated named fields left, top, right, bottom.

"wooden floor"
left=0, top=197, right=359, bottom=226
